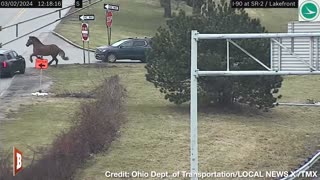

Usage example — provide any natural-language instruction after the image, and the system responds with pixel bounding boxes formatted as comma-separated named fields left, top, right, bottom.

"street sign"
left=106, top=11, right=113, bottom=27
left=34, top=58, right=48, bottom=95
left=35, top=59, right=48, bottom=69
left=79, top=14, right=95, bottom=21
left=81, top=23, right=89, bottom=41
left=299, top=0, right=320, bottom=21
left=104, top=4, right=119, bottom=11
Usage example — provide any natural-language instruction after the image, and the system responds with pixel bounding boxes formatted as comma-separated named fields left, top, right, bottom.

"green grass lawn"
left=1, top=1, right=317, bottom=178
left=67, top=65, right=319, bottom=180
left=55, top=0, right=192, bottom=47
left=1, top=64, right=320, bottom=179
left=246, top=9, right=298, bottom=32
left=278, top=75, right=320, bottom=103
left=0, top=98, right=80, bottom=166
left=55, top=0, right=298, bottom=50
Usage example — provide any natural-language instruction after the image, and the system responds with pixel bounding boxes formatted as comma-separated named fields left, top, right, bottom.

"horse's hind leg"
left=49, top=56, right=58, bottom=67
left=48, top=56, right=55, bottom=66
left=55, top=58, right=59, bottom=67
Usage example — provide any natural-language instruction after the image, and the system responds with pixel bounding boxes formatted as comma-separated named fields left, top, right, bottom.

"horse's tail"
left=59, top=49, right=69, bottom=60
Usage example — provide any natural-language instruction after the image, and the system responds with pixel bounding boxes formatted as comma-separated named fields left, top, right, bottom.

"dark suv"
left=95, top=38, right=151, bottom=63
left=0, top=49, right=26, bottom=77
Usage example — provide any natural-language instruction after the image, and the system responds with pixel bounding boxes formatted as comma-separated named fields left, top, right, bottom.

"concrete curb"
left=51, top=30, right=95, bottom=52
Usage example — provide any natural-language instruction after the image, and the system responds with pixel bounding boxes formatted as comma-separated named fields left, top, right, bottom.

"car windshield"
left=111, top=40, right=129, bottom=47
left=0, top=54, right=5, bottom=61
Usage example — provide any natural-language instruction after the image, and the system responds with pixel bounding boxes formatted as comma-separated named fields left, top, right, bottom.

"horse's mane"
left=29, top=36, right=43, bottom=45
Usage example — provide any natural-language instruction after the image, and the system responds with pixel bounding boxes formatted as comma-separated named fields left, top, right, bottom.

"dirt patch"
left=0, top=68, right=52, bottom=151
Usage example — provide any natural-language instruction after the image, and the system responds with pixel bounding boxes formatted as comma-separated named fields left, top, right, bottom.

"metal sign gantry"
left=190, top=30, right=320, bottom=180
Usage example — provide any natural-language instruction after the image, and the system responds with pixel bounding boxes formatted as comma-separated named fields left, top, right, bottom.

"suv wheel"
left=8, top=70, right=14, bottom=77
left=20, top=62, right=26, bottom=74
left=141, top=57, right=146, bottom=63
left=107, top=53, right=117, bottom=63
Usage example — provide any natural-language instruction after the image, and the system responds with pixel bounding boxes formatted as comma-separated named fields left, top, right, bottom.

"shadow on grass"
left=169, top=102, right=268, bottom=117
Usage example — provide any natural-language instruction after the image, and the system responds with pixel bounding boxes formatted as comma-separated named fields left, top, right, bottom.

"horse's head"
left=26, top=36, right=36, bottom=47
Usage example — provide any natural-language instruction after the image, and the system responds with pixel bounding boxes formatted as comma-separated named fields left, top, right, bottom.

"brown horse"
left=26, top=36, right=69, bottom=66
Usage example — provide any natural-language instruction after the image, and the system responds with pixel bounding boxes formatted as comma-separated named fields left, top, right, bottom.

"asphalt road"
left=0, top=3, right=141, bottom=97
left=0, top=1, right=73, bottom=97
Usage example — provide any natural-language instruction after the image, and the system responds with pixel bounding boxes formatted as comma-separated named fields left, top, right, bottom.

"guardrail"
left=276, top=102, right=320, bottom=107
left=2, top=6, right=69, bottom=31
left=0, top=0, right=101, bottom=47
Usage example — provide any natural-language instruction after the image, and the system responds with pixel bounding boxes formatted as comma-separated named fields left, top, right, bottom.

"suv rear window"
left=6, top=53, right=13, bottom=60
left=111, top=39, right=128, bottom=47
left=11, top=51, right=17, bottom=58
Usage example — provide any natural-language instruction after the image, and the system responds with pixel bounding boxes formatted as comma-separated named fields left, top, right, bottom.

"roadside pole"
left=0, top=42, right=1, bottom=96
left=0, top=28, right=2, bottom=95
left=107, top=22, right=110, bottom=45
left=109, top=27, right=112, bottom=45
left=83, top=41, right=86, bottom=64
left=79, top=15, right=94, bottom=64
left=88, top=41, right=90, bottom=64
left=106, top=11, right=112, bottom=45
left=104, top=4, right=118, bottom=45
left=87, top=20, right=90, bottom=64
left=106, top=10, right=109, bottom=45
left=82, top=21, right=86, bottom=64
left=40, top=68, right=43, bottom=91
left=32, top=58, right=48, bottom=96
left=81, top=22, right=89, bottom=64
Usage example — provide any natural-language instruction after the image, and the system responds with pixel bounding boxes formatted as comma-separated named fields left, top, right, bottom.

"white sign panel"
left=299, top=0, right=320, bottom=21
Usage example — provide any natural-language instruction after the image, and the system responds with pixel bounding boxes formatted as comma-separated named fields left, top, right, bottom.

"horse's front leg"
left=30, top=54, right=35, bottom=63
left=48, top=59, right=54, bottom=65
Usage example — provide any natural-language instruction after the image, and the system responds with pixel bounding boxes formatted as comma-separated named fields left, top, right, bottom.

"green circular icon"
left=300, top=1, right=320, bottom=21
